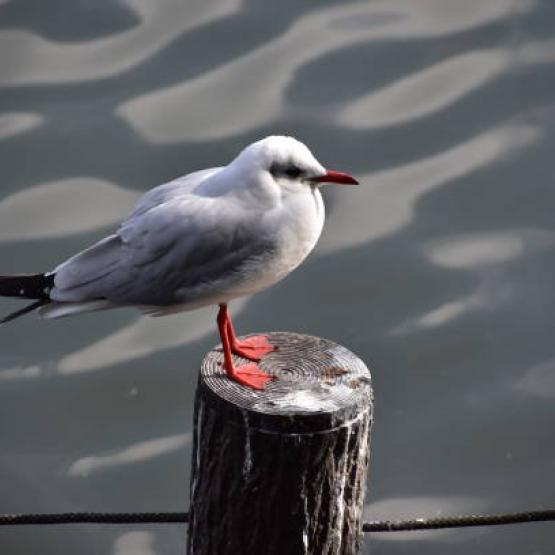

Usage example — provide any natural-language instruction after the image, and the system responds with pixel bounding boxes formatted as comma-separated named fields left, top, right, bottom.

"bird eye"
left=269, top=163, right=304, bottom=180
left=284, top=166, right=302, bottom=179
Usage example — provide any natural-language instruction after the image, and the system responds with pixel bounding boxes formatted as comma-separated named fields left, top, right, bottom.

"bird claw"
left=231, top=335, right=277, bottom=361
left=229, top=363, right=274, bottom=390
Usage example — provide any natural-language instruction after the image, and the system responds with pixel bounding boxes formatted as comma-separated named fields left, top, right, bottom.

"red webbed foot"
left=231, top=335, right=277, bottom=362
left=229, top=363, right=274, bottom=390
left=217, top=304, right=276, bottom=390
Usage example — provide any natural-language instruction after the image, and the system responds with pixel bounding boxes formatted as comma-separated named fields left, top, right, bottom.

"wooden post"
left=187, top=332, right=373, bottom=555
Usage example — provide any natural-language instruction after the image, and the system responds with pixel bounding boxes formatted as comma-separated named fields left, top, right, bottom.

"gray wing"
left=50, top=190, right=274, bottom=307
left=126, top=168, right=219, bottom=220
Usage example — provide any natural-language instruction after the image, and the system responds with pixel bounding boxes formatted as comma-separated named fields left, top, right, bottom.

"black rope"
left=363, top=509, right=555, bottom=532
left=0, top=512, right=188, bottom=526
left=0, top=509, right=554, bottom=532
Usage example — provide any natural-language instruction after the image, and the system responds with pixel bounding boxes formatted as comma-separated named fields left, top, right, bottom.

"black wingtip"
left=0, top=273, right=54, bottom=300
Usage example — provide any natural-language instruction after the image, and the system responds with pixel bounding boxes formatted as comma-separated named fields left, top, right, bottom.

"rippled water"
left=1, top=1, right=555, bottom=553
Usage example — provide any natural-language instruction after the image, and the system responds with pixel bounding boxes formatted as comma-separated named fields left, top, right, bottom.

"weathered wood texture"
left=187, top=332, right=373, bottom=555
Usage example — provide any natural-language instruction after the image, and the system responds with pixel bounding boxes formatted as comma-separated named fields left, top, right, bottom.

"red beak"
left=312, top=170, right=359, bottom=185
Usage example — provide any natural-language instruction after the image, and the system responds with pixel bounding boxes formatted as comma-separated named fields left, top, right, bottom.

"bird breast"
left=227, top=188, right=325, bottom=298
left=274, top=188, right=325, bottom=274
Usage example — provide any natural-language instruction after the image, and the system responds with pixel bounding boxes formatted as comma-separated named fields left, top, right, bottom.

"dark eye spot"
left=284, top=165, right=302, bottom=179
left=285, top=166, right=303, bottom=179
left=269, top=163, right=305, bottom=180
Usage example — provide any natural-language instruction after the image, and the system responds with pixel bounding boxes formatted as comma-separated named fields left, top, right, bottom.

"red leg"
left=217, top=304, right=273, bottom=390
left=224, top=307, right=276, bottom=361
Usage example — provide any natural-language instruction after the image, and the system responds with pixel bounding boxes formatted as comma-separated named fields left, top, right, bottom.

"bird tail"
left=0, top=273, right=53, bottom=324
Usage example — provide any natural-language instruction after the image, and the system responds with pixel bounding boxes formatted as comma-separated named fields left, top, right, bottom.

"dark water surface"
left=1, top=1, right=555, bottom=553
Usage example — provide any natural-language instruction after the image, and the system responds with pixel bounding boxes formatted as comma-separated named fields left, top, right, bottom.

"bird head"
left=231, top=136, right=359, bottom=193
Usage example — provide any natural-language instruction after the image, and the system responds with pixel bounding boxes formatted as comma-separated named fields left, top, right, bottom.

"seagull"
left=0, top=136, right=358, bottom=389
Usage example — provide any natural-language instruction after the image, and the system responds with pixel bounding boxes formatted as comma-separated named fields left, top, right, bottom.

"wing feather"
left=50, top=183, right=275, bottom=308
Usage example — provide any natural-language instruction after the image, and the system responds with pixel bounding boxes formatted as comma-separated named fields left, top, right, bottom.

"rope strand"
left=0, top=509, right=553, bottom=532
left=362, top=509, right=555, bottom=532
left=0, top=512, right=188, bottom=526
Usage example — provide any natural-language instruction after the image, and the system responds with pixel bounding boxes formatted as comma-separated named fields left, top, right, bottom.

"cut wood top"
left=199, top=332, right=372, bottom=434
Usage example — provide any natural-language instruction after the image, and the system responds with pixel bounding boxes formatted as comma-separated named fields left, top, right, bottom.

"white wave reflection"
left=118, top=0, right=532, bottom=143
left=338, top=49, right=509, bottom=130
left=0, top=365, right=41, bottom=381
left=335, top=0, right=536, bottom=37
left=0, top=112, right=43, bottom=139
left=57, top=300, right=246, bottom=374
left=364, top=495, right=487, bottom=541
left=391, top=228, right=555, bottom=336
left=113, top=532, right=156, bottom=555
left=423, top=229, right=555, bottom=269
left=68, top=433, right=190, bottom=477
left=319, top=124, right=540, bottom=254
left=340, top=34, right=555, bottom=131
left=0, top=178, right=139, bottom=242
left=390, top=276, right=512, bottom=336
left=392, top=292, right=487, bottom=335
left=515, top=357, right=555, bottom=399
left=518, top=38, right=555, bottom=65
left=0, top=0, right=241, bottom=85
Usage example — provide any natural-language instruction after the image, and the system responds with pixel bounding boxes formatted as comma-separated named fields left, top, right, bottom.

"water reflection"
left=117, top=2, right=381, bottom=142
left=390, top=288, right=493, bottom=335
left=69, top=433, right=190, bottom=477
left=338, top=49, right=509, bottom=129
left=0, top=0, right=140, bottom=43
left=0, top=178, right=138, bottom=242
left=0, top=111, right=42, bottom=139
left=57, top=302, right=245, bottom=374
left=319, top=123, right=540, bottom=254
left=422, top=229, right=555, bottom=269
left=515, top=357, right=555, bottom=399
left=0, top=0, right=241, bottom=85
left=1, top=0, right=555, bottom=554
left=113, top=531, right=156, bottom=555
